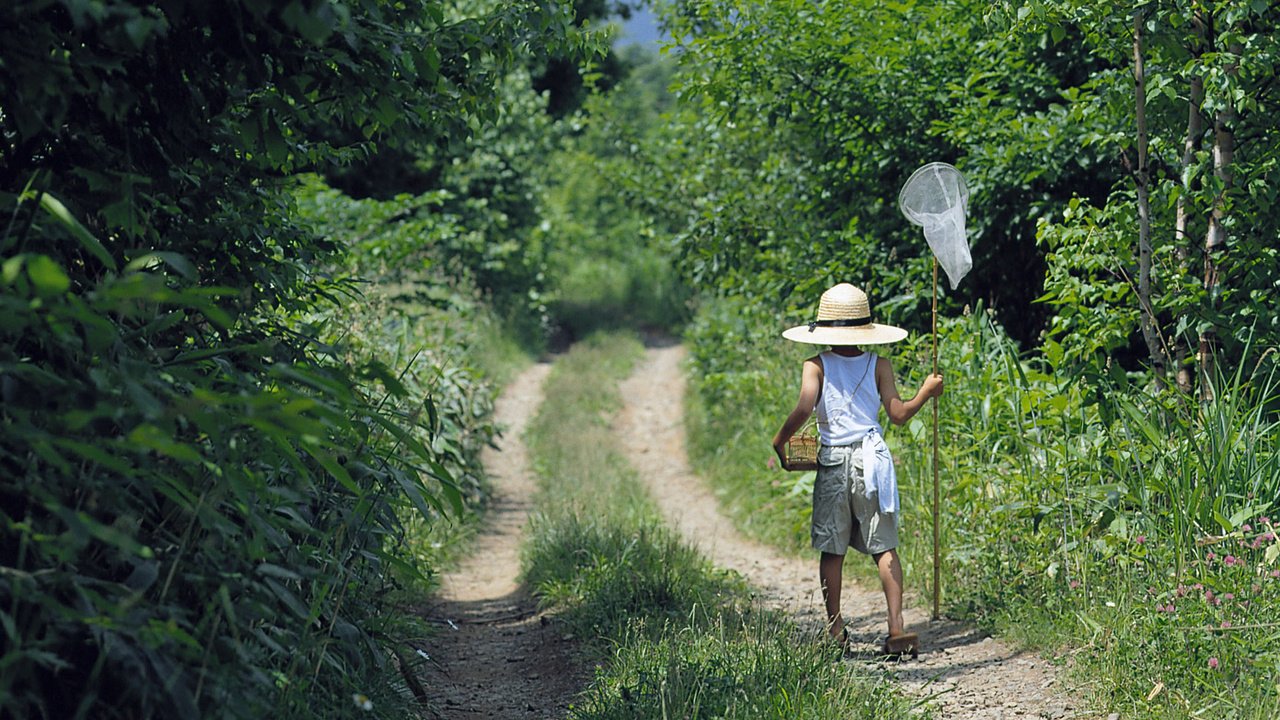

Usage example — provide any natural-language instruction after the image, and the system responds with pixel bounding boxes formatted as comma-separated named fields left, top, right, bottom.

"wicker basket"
left=784, top=422, right=819, bottom=471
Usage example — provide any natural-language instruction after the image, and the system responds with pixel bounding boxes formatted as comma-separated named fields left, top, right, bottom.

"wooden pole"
left=931, top=258, right=940, bottom=621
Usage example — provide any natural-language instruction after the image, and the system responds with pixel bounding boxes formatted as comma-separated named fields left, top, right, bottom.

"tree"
left=1007, top=0, right=1280, bottom=388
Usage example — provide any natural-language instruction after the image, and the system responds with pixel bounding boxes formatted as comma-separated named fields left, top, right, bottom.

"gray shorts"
left=811, top=443, right=899, bottom=556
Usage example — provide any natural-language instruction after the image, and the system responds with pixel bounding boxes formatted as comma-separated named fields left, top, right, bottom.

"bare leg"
left=873, top=549, right=905, bottom=636
left=819, top=552, right=845, bottom=638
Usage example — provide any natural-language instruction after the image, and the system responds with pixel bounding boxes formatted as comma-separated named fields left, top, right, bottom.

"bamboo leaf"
left=26, top=254, right=70, bottom=296
left=123, top=251, right=197, bottom=280
left=39, top=194, right=118, bottom=271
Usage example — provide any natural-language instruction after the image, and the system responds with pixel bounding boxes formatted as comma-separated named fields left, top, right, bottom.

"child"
left=771, top=283, right=943, bottom=658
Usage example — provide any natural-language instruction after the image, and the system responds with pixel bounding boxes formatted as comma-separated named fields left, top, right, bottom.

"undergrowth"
left=523, top=331, right=923, bottom=719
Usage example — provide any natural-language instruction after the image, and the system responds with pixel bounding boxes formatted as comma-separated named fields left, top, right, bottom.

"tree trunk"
left=1133, top=10, right=1165, bottom=381
left=1174, top=12, right=1206, bottom=395
left=1200, top=35, right=1240, bottom=401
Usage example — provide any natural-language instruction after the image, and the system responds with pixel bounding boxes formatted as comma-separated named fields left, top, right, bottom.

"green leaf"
left=127, top=424, right=204, bottom=463
left=392, top=468, right=439, bottom=521
left=257, top=563, right=304, bottom=582
left=47, top=504, right=154, bottom=559
left=300, top=443, right=361, bottom=496
left=124, top=251, right=197, bottom=280
left=371, top=546, right=428, bottom=584
left=263, top=577, right=312, bottom=621
left=39, top=194, right=118, bottom=271
left=52, top=438, right=135, bottom=474
left=25, top=254, right=70, bottom=296
left=2, top=256, right=23, bottom=284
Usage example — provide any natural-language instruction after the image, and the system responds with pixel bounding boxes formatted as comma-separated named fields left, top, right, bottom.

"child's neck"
left=830, top=345, right=864, bottom=357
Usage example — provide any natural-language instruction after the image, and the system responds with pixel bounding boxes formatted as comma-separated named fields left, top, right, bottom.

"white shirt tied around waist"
left=820, top=430, right=898, bottom=515
left=860, top=428, right=898, bottom=514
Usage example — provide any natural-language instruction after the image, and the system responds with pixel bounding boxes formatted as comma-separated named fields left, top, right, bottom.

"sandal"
left=880, top=632, right=919, bottom=660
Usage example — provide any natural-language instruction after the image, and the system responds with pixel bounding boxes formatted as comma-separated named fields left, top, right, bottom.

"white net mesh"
left=898, top=162, right=972, bottom=289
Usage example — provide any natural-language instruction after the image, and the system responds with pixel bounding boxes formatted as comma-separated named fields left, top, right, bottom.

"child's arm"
left=875, top=356, right=943, bottom=426
left=771, top=357, right=823, bottom=468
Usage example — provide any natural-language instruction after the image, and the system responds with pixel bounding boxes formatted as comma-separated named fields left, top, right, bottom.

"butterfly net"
left=898, top=162, right=972, bottom=289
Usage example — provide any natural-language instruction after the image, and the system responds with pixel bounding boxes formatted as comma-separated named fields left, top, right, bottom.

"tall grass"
left=524, top=331, right=923, bottom=719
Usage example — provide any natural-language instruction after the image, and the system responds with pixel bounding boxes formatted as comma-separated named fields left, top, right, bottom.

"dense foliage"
left=628, top=0, right=1280, bottom=382
left=0, top=1, right=596, bottom=717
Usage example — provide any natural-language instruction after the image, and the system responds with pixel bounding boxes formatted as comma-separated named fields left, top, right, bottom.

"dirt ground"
left=417, top=342, right=1093, bottom=719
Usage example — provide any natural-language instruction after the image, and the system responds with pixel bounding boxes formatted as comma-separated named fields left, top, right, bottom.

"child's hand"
left=921, top=373, right=944, bottom=399
left=771, top=441, right=788, bottom=471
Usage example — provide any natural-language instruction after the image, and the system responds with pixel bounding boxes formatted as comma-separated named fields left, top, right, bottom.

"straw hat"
left=781, top=283, right=908, bottom=346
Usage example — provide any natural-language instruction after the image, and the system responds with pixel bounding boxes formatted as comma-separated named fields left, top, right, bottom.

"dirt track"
left=615, top=343, right=1089, bottom=719
left=419, top=343, right=1092, bottom=718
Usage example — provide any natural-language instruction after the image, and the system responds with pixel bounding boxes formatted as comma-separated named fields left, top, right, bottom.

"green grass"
left=683, top=294, right=1280, bottom=718
left=523, top=331, right=923, bottom=719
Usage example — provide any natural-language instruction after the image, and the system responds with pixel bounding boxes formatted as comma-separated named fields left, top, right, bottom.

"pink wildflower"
left=1264, top=532, right=1276, bottom=542
left=1271, top=569, right=1280, bottom=578
left=1223, top=593, right=1235, bottom=601
left=1221, top=620, right=1231, bottom=628
left=1209, top=657, right=1220, bottom=669
left=1261, top=516, right=1272, bottom=525
left=1069, top=580, right=1080, bottom=589
left=1224, top=555, right=1238, bottom=566
left=1135, top=535, right=1147, bottom=544
left=1207, top=552, right=1217, bottom=562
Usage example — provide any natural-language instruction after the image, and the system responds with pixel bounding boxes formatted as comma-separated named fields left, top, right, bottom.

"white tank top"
left=816, top=351, right=881, bottom=445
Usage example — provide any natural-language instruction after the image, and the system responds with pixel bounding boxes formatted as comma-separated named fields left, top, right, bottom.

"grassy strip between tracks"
left=521, top=331, right=924, bottom=720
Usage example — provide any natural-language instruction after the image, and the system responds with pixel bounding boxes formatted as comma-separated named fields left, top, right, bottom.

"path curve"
left=616, top=342, right=1087, bottom=720
left=418, top=361, right=584, bottom=719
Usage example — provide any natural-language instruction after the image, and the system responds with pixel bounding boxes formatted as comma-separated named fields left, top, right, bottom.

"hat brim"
left=781, top=323, right=909, bottom=346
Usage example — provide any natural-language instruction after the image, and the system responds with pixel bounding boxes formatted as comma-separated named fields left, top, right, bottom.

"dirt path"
left=616, top=343, right=1087, bottom=719
left=417, top=361, right=585, bottom=719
